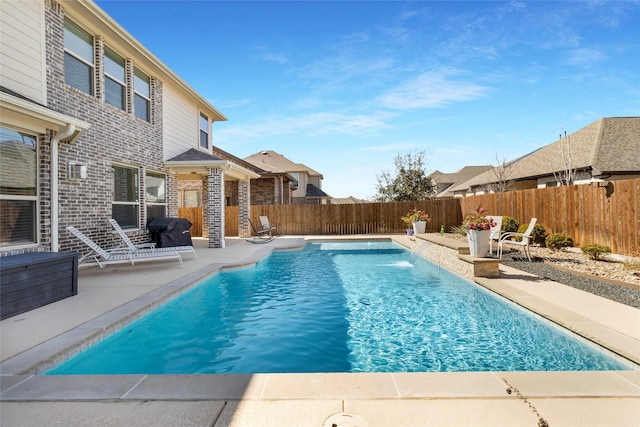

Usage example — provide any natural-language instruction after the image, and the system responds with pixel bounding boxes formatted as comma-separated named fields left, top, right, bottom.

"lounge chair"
left=109, top=219, right=197, bottom=260
left=66, top=226, right=183, bottom=268
left=247, top=218, right=274, bottom=243
left=488, top=215, right=503, bottom=254
left=497, top=218, right=537, bottom=262
left=259, top=216, right=278, bottom=236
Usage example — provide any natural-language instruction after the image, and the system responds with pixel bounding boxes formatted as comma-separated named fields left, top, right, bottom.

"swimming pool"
left=47, top=241, right=629, bottom=374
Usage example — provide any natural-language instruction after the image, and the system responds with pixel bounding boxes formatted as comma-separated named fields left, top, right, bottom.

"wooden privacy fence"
left=222, top=178, right=638, bottom=256
left=228, top=199, right=462, bottom=237
left=459, top=178, right=639, bottom=257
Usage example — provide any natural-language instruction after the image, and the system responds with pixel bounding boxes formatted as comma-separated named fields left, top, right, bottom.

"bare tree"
left=551, top=130, right=577, bottom=186
left=489, top=153, right=514, bottom=193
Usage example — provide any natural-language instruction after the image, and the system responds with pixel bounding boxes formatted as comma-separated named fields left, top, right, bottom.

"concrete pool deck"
left=1, top=235, right=639, bottom=426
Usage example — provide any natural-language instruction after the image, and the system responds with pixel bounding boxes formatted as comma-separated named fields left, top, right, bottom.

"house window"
left=104, top=46, right=126, bottom=110
left=112, top=164, right=139, bottom=228
left=199, top=113, right=209, bottom=149
left=290, top=173, right=299, bottom=189
left=0, top=127, right=37, bottom=247
left=146, top=171, right=166, bottom=221
left=134, top=68, right=151, bottom=122
left=64, top=19, right=94, bottom=95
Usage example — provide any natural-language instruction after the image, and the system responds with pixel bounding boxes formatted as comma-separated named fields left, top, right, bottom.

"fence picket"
left=222, top=178, right=638, bottom=256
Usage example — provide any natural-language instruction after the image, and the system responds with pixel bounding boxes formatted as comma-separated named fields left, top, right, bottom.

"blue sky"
left=97, top=0, right=640, bottom=199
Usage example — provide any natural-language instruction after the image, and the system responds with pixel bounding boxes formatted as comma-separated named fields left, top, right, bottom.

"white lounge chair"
left=66, top=226, right=183, bottom=268
left=497, top=218, right=537, bottom=262
left=487, top=215, right=503, bottom=254
left=109, top=219, right=197, bottom=260
left=259, top=215, right=278, bottom=236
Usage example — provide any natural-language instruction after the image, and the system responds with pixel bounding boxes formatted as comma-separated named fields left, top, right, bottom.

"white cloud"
left=216, top=110, right=395, bottom=146
left=378, top=70, right=490, bottom=110
left=565, top=47, right=607, bottom=67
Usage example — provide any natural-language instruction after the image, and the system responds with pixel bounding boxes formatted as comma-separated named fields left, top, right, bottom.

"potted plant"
left=402, top=208, right=431, bottom=235
left=462, top=206, right=496, bottom=257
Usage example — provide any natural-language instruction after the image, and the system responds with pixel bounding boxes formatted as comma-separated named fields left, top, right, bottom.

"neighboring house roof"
left=244, top=158, right=287, bottom=174
left=244, top=150, right=324, bottom=178
left=450, top=117, right=640, bottom=193
left=331, top=196, right=369, bottom=204
left=432, top=166, right=492, bottom=198
left=306, top=184, right=330, bottom=198
left=212, top=146, right=264, bottom=174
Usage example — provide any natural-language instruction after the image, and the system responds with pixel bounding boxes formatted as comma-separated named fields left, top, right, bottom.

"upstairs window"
left=64, top=19, right=94, bottom=95
left=199, top=113, right=209, bottom=149
left=112, top=164, right=139, bottom=228
left=0, top=127, right=38, bottom=247
left=145, top=171, right=166, bottom=221
left=134, top=68, right=151, bottom=122
left=104, top=46, right=126, bottom=110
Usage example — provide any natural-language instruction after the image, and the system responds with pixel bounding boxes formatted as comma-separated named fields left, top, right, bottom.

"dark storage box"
left=147, top=217, right=193, bottom=248
left=0, top=252, right=78, bottom=320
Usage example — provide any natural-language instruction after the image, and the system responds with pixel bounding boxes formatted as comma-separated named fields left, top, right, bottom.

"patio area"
left=1, top=236, right=639, bottom=426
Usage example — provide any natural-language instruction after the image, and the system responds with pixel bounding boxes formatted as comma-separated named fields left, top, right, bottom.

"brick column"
left=238, top=179, right=250, bottom=238
left=207, top=167, right=225, bottom=248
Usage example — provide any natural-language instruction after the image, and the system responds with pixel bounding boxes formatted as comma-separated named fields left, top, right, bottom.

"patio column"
left=207, top=167, right=225, bottom=248
left=238, top=179, right=250, bottom=238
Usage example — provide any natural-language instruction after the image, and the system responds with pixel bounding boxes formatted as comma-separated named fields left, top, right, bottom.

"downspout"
left=51, top=124, right=76, bottom=252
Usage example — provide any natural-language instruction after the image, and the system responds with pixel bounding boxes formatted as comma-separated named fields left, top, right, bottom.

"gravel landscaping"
left=500, top=250, right=640, bottom=309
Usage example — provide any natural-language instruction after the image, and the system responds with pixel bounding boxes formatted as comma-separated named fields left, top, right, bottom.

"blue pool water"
left=47, top=241, right=629, bottom=374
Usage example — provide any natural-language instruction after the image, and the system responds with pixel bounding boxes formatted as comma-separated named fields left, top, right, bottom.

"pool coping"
left=1, top=235, right=639, bottom=403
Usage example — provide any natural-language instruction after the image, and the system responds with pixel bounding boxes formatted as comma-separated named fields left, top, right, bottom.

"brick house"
left=244, top=150, right=331, bottom=205
left=0, top=0, right=257, bottom=256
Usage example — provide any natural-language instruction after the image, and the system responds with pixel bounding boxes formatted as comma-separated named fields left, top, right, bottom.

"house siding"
left=0, top=0, right=47, bottom=103
left=163, top=84, right=198, bottom=160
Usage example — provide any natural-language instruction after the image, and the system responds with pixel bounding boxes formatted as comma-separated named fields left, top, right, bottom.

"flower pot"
left=467, top=229, right=490, bottom=258
left=406, top=228, right=414, bottom=236
left=413, top=221, right=426, bottom=235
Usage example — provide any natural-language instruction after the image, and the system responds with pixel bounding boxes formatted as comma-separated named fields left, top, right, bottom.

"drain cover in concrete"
left=323, top=412, right=368, bottom=427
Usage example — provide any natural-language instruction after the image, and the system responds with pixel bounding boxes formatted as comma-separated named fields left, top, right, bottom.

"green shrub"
left=546, top=233, right=574, bottom=250
left=532, top=224, right=547, bottom=246
left=516, top=223, right=547, bottom=245
left=581, top=244, right=611, bottom=260
left=501, top=216, right=519, bottom=233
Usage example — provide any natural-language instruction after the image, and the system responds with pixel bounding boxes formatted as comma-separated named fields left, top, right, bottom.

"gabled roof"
left=431, top=166, right=492, bottom=198
left=450, top=117, right=640, bottom=193
left=244, top=150, right=323, bottom=178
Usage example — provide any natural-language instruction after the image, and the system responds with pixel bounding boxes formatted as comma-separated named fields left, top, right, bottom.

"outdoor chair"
left=109, top=219, right=197, bottom=260
left=259, top=215, right=279, bottom=236
left=497, top=218, right=537, bottom=262
left=487, top=215, right=503, bottom=254
left=247, top=218, right=274, bottom=243
left=66, top=226, right=183, bottom=268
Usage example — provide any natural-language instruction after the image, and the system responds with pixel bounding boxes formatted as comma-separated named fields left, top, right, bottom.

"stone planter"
left=467, top=229, right=490, bottom=258
left=413, top=221, right=427, bottom=235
